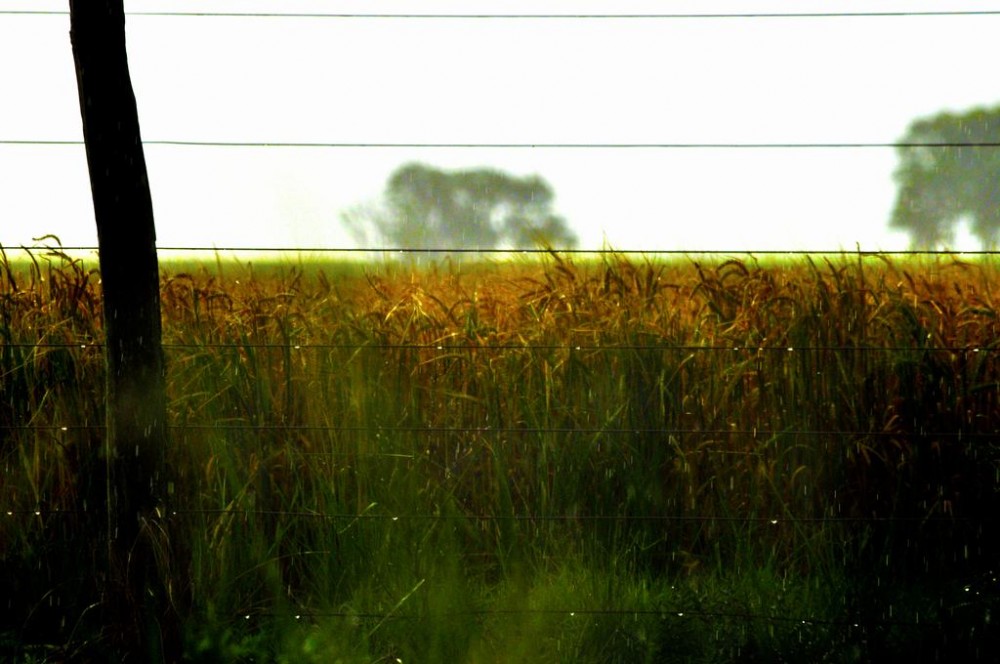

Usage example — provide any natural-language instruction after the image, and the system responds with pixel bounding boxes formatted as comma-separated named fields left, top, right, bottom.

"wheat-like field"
left=2, top=248, right=998, bottom=661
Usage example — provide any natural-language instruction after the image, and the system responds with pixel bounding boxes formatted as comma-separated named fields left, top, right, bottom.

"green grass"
left=2, top=246, right=999, bottom=660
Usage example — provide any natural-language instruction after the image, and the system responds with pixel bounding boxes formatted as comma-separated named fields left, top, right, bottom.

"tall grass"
left=2, top=246, right=998, bottom=660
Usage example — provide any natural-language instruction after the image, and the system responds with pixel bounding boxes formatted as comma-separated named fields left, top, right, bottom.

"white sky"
left=2, top=0, right=999, bottom=257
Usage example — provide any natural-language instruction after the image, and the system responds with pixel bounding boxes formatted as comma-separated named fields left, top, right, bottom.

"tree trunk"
left=69, top=2, right=179, bottom=660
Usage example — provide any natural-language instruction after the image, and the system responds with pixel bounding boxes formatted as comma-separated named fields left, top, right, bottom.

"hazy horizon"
left=2, top=1, right=998, bottom=255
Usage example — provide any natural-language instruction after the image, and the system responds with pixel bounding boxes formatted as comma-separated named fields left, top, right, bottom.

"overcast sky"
left=2, top=0, right=999, bottom=257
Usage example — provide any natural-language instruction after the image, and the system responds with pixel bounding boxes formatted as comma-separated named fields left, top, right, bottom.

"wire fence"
left=3, top=422, right=993, bottom=437
left=6, top=138, right=1000, bottom=147
left=2, top=6, right=998, bottom=643
left=3, top=340, right=998, bottom=351
left=5, top=244, right=1000, bottom=255
left=5, top=8, right=1000, bottom=18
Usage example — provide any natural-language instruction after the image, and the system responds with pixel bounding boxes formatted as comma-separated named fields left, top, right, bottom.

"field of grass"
left=2, top=246, right=999, bottom=661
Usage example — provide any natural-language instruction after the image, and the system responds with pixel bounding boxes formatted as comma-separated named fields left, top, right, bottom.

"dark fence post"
left=69, top=1, right=178, bottom=660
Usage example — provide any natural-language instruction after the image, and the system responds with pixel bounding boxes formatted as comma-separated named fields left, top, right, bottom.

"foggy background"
left=2, top=0, right=999, bottom=255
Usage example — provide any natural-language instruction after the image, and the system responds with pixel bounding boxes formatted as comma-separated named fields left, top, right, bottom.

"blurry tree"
left=343, top=162, right=578, bottom=255
left=891, top=106, right=1000, bottom=249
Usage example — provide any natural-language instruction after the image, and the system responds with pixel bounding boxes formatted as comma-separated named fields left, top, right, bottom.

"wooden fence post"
left=69, top=1, right=179, bottom=660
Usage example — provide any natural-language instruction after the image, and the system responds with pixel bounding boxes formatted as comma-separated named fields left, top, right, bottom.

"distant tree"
left=343, top=162, right=578, bottom=256
left=891, top=106, right=1000, bottom=249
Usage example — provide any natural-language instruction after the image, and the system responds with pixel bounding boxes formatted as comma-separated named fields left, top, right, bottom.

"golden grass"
left=3, top=248, right=999, bottom=658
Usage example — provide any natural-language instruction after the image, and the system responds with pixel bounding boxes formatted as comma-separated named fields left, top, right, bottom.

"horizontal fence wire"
left=0, top=510, right=942, bottom=627
left=238, top=608, right=921, bottom=629
left=3, top=423, right=993, bottom=440
left=4, top=245, right=999, bottom=255
left=3, top=341, right=998, bottom=352
left=3, top=508, right=987, bottom=524
left=5, top=9, right=1000, bottom=19
left=4, top=139, right=1000, bottom=148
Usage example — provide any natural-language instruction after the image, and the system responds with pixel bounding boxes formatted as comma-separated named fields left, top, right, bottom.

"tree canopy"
left=343, top=162, right=578, bottom=255
left=891, top=106, right=1000, bottom=249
